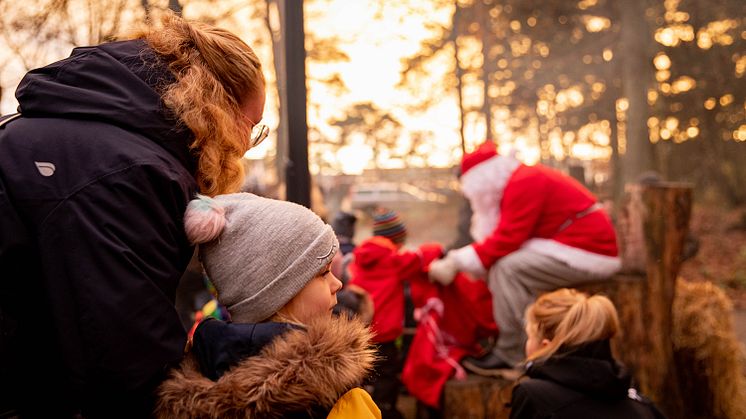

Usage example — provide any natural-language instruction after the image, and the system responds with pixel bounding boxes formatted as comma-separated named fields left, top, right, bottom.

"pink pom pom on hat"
left=184, top=194, right=227, bottom=244
left=460, top=141, right=498, bottom=176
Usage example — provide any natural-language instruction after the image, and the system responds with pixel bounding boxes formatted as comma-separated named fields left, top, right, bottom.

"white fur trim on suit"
left=522, top=238, right=621, bottom=277
left=460, top=155, right=521, bottom=242
left=449, top=245, right=487, bottom=276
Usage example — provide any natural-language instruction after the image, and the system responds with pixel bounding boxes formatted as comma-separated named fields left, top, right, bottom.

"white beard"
left=469, top=192, right=501, bottom=242
left=460, top=155, right=521, bottom=242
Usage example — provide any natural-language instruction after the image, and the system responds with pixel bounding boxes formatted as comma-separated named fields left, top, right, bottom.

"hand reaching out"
left=428, top=256, right=458, bottom=286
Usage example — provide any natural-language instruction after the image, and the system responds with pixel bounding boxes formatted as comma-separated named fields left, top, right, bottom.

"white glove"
left=449, top=245, right=487, bottom=278
left=428, top=256, right=458, bottom=286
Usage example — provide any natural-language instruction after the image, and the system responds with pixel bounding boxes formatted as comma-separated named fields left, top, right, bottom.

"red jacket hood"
left=353, top=236, right=398, bottom=268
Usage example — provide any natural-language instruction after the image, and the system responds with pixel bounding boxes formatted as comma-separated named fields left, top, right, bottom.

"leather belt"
left=556, top=202, right=604, bottom=233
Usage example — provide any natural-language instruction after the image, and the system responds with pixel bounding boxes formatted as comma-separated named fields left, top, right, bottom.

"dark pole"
left=279, top=0, right=311, bottom=207
left=168, top=0, right=182, bottom=13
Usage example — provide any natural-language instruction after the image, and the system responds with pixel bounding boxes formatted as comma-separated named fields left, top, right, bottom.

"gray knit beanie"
left=183, top=193, right=338, bottom=323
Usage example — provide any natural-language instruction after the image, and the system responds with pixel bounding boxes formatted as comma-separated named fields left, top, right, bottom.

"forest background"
left=1, top=0, right=745, bottom=308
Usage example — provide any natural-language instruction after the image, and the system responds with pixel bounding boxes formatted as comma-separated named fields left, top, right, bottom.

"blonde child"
left=510, top=288, right=665, bottom=419
left=156, top=193, right=380, bottom=419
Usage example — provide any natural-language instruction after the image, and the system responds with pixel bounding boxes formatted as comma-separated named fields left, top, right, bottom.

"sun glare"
left=337, top=144, right=373, bottom=175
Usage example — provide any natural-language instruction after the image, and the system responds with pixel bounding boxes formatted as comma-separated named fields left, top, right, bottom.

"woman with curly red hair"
left=0, top=12, right=266, bottom=417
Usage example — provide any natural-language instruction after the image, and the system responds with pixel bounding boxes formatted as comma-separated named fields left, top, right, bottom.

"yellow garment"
left=327, top=388, right=381, bottom=419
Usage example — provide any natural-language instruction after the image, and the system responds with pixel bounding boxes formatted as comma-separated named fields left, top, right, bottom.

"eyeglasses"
left=249, top=124, right=270, bottom=148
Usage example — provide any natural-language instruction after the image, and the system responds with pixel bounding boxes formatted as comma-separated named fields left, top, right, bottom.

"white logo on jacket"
left=35, top=161, right=56, bottom=177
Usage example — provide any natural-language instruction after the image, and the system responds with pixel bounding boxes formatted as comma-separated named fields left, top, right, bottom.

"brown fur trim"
left=156, top=316, right=376, bottom=418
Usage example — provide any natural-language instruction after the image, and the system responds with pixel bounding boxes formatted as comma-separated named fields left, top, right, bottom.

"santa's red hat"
left=460, top=141, right=498, bottom=175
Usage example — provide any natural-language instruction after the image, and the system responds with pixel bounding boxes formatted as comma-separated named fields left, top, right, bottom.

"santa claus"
left=428, top=141, right=620, bottom=372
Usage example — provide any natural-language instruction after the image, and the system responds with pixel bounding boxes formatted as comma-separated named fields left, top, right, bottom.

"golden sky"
left=245, top=0, right=463, bottom=174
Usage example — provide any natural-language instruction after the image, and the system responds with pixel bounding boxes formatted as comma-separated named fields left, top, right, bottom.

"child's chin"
left=301, top=311, right=333, bottom=324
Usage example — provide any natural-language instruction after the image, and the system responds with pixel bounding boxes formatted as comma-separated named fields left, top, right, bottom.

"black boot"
left=461, top=352, right=512, bottom=377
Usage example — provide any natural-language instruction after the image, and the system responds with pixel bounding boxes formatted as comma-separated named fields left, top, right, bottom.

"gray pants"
left=488, top=249, right=608, bottom=366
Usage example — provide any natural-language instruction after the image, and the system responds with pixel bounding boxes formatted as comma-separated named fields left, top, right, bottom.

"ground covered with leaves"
left=679, top=204, right=746, bottom=309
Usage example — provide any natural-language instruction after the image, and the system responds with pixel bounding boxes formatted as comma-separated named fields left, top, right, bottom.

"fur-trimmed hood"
left=156, top=316, right=376, bottom=418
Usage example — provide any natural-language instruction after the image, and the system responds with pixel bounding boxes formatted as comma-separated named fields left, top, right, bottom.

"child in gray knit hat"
left=156, top=193, right=380, bottom=419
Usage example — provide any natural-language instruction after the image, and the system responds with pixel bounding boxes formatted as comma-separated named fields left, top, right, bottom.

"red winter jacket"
left=348, top=237, right=426, bottom=343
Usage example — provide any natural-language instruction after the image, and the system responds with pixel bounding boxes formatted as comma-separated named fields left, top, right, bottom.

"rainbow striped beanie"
left=373, top=209, right=407, bottom=245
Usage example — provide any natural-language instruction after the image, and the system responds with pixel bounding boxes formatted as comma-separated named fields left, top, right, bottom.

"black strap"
left=0, top=113, right=21, bottom=129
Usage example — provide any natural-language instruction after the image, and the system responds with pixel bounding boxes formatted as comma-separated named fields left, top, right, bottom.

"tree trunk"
left=568, top=165, right=587, bottom=188
left=585, top=182, right=692, bottom=418
left=609, top=98, right=623, bottom=220
left=141, top=0, right=149, bottom=18
left=449, top=3, right=471, bottom=250
left=265, top=0, right=287, bottom=192
left=618, top=0, right=654, bottom=184
left=479, top=1, right=493, bottom=143
left=451, top=3, right=466, bottom=155
left=449, top=196, right=473, bottom=250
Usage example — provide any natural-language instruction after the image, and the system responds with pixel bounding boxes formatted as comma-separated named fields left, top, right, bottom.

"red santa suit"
left=429, top=141, right=621, bottom=367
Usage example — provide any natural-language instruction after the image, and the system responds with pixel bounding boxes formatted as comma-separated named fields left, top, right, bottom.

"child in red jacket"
left=348, top=209, right=431, bottom=419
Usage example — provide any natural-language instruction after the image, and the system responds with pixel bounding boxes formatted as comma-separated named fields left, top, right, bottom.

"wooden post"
left=586, top=182, right=692, bottom=418
left=441, top=374, right=514, bottom=419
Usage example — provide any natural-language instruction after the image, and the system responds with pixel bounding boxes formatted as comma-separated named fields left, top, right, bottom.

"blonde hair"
left=133, top=12, right=265, bottom=196
left=525, top=288, right=619, bottom=362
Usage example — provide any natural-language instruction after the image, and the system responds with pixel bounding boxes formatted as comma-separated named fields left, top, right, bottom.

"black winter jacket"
left=0, top=40, right=197, bottom=418
left=191, top=319, right=328, bottom=418
left=510, top=340, right=666, bottom=419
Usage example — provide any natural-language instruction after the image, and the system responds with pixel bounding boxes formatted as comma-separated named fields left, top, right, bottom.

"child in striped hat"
left=371, top=210, right=408, bottom=246
left=348, top=209, right=432, bottom=418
